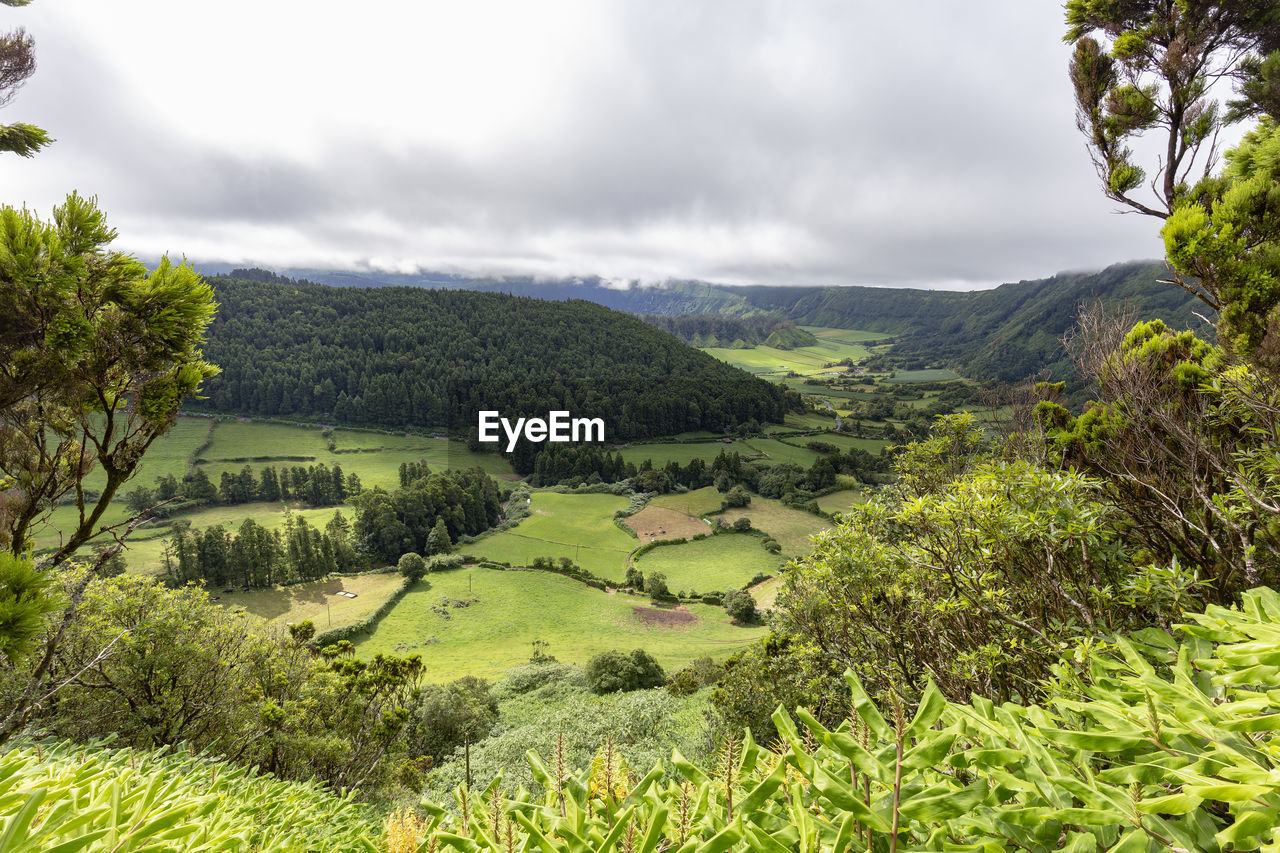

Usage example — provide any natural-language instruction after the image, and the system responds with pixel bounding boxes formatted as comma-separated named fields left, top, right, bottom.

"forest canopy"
left=191, top=275, right=790, bottom=440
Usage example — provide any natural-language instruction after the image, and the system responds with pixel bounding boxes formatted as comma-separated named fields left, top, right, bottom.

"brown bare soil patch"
left=624, top=506, right=709, bottom=542
left=631, top=605, right=698, bottom=628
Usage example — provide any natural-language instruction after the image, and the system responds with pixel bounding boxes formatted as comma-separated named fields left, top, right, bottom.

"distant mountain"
left=732, top=262, right=1212, bottom=382
left=213, top=261, right=1212, bottom=384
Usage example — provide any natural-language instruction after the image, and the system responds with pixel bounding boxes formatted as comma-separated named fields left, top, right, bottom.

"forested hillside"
left=259, top=261, right=1209, bottom=383
left=736, top=261, right=1209, bottom=381
left=192, top=276, right=789, bottom=438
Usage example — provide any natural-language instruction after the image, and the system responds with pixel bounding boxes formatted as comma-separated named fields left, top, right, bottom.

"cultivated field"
left=814, top=489, right=866, bottom=514
left=649, top=487, right=725, bottom=517
left=701, top=334, right=874, bottom=378
left=217, top=572, right=404, bottom=629
left=718, top=499, right=830, bottom=557
left=616, top=440, right=751, bottom=467
left=624, top=506, right=710, bottom=542
left=355, top=567, right=765, bottom=681
left=468, top=492, right=635, bottom=580
left=633, top=533, right=782, bottom=594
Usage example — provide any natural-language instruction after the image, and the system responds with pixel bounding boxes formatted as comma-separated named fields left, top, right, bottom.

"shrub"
left=666, top=656, right=726, bottom=696
left=397, top=552, right=427, bottom=583
left=644, top=571, right=671, bottom=601
left=585, top=648, right=667, bottom=694
left=731, top=517, right=752, bottom=532
left=722, top=587, right=759, bottom=624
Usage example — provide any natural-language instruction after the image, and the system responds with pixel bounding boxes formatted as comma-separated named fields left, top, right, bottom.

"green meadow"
left=355, top=567, right=765, bottom=681
left=719, top=498, right=831, bottom=557
left=633, top=533, right=782, bottom=594
left=616, top=440, right=750, bottom=467
left=814, top=489, right=867, bottom=514
left=468, top=492, right=635, bottom=580
left=649, top=486, right=725, bottom=517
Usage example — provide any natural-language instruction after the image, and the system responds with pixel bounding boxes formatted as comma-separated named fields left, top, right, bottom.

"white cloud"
left=0, top=0, right=1178, bottom=288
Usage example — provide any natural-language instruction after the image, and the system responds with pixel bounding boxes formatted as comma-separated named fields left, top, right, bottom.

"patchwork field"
left=468, top=492, right=635, bottom=580
left=814, top=489, right=866, bottom=514
left=633, top=533, right=782, bottom=594
left=649, top=487, right=725, bottom=517
left=616, top=440, right=750, bottom=467
left=216, top=572, right=404, bottom=629
left=884, top=368, right=963, bottom=383
left=718, top=499, right=830, bottom=557
left=701, top=333, right=875, bottom=378
left=33, top=416, right=516, bottom=558
left=624, top=506, right=710, bottom=542
left=355, top=567, right=765, bottom=681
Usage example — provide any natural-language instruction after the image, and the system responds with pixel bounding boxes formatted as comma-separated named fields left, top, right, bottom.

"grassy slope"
left=468, top=492, right=635, bottom=580
left=650, top=487, right=726, bottom=517
left=633, top=533, right=783, bottom=593
left=719, top=499, right=830, bottom=557
left=356, top=567, right=764, bottom=681
left=216, top=572, right=404, bottom=629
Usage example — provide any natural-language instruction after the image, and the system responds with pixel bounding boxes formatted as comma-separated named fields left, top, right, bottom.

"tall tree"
left=0, top=194, right=218, bottom=744
left=0, top=0, right=50, bottom=156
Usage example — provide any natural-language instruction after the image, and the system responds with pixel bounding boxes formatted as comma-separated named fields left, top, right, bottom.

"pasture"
left=718, top=499, right=830, bottom=557
left=216, top=572, right=404, bottom=630
left=649, top=487, right=725, bottom=517
left=616, top=440, right=750, bottom=468
left=633, top=533, right=782, bottom=594
left=468, top=492, right=635, bottom=580
left=355, top=567, right=765, bottom=681
left=884, top=368, right=963, bottom=383
left=814, top=489, right=866, bottom=515
left=624, top=506, right=710, bottom=542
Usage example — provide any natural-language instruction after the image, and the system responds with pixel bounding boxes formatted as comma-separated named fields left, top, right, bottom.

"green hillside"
left=192, top=276, right=788, bottom=443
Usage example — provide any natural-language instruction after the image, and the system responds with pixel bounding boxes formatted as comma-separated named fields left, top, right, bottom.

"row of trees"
left=164, top=511, right=360, bottom=588
left=127, top=461, right=359, bottom=513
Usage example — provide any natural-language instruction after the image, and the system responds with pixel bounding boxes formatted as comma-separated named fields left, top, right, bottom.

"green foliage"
left=1039, top=319, right=1280, bottom=593
left=1064, top=0, right=1276, bottom=221
left=407, top=676, right=499, bottom=764
left=0, top=552, right=58, bottom=665
left=0, top=193, right=218, bottom=559
left=398, top=551, right=428, bottom=583
left=37, top=574, right=422, bottom=797
left=721, top=588, right=758, bottom=624
left=412, top=587, right=1280, bottom=851
left=352, top=466, right=501, bottom=563
left=0, top=740, right=382, bottom=850
left=585, top=649, right=667, bottom=695
left=643, top=572, right=671, bottom=601
left=1164, top=118, right=1280, bottom=371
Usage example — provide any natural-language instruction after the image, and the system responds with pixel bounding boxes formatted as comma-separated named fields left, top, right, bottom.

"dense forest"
left=272, top=261, right=1207, bottom=385
left=190, top=275, right=791, bottom=438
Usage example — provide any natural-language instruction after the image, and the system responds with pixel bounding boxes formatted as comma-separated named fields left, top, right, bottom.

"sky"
left=0, top=1, right=1187, bottom=289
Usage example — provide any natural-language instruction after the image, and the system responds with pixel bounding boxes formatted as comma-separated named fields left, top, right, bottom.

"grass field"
left=617, top=440, right=750, bottom=467
left=801, top=327, right=893, bottom=344
left=633, top=533, right=782, bottom=594
left=355, top=567, right=765, bottom=681
left=216, top=572, right=404, bottom=629
left=814, top=490, right=867, bottom=514
left=649, top=487, right=725, bottom=517
left=718, top=499, right=830, bottom=557
left=742, top=438, right=823, bottom=468
left=702, top=337, right=872, bottom=377
left=34, top=417, right=516, bottom=561
left=802, top=433, right=891, bottom=454
left=884, top=369, right=963, bottom=383
left=749, top=575, right=785, bottom=609
left=624, top=506, right=710, bottom=542
left=197, top=420, right=514, bottom=489
left=468, top=492, right=635, bottom=580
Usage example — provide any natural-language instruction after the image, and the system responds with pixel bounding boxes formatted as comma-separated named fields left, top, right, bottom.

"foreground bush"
left=407, top=587, right=1280, bottom=851
left=0, top=739, right=381, bottom=851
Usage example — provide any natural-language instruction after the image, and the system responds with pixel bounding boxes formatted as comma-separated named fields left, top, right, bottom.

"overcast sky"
left=0, top=1, right=1180, bottom=289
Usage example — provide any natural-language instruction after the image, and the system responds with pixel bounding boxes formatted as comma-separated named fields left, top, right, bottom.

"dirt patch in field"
left=631, top=605, right=698, bottom=628
left=624, top=506, right=709, bottom=542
